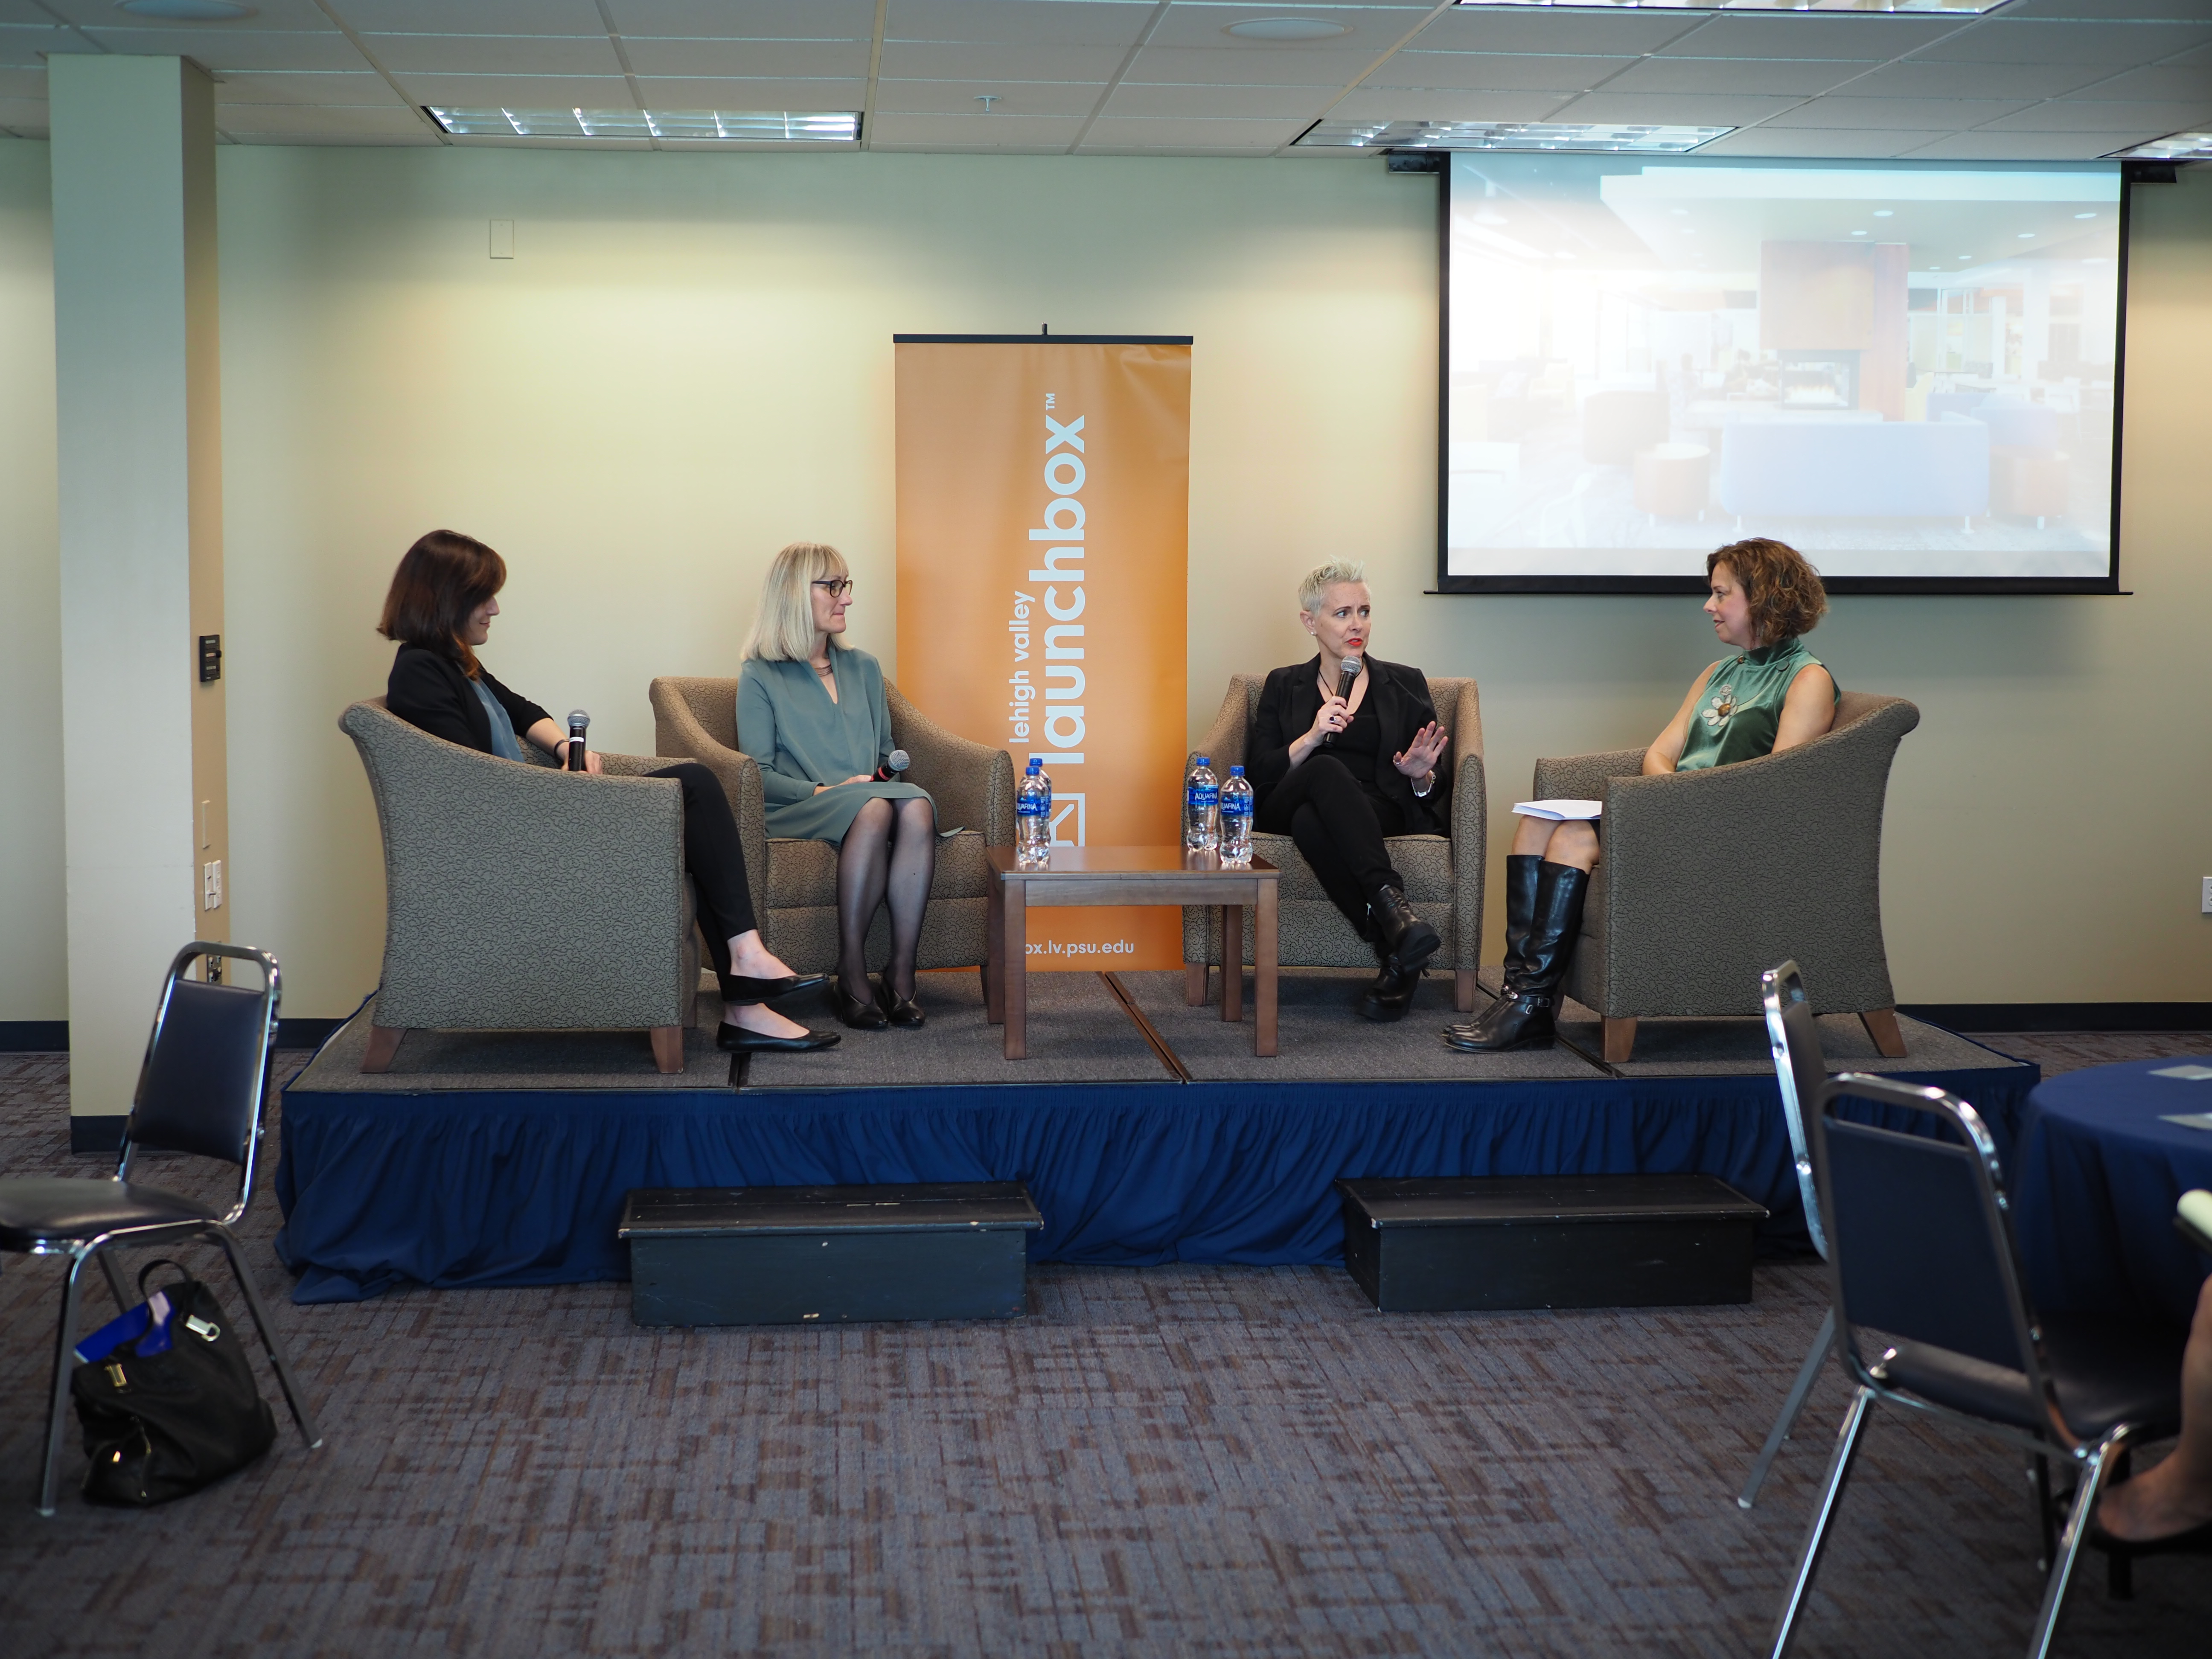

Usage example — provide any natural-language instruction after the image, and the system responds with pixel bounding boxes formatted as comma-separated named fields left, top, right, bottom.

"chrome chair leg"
left=2027, top=1427, right=2128, bottom=1659
left=208, top=1225, right=322, bottom=1449
left=1740, top=1306, right=1836, bottom=1509
left=1767, top=1384, right=1873, bottom=1659
left=38, top=1250, right=94, bottom=1516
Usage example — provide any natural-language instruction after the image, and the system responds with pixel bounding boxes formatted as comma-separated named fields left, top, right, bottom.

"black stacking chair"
left=1768, top=1072, right=2186, bottom=1659
left=0, top=943, right=322, bottom=1514
left=1738, top=960, right=1833, bottom=1509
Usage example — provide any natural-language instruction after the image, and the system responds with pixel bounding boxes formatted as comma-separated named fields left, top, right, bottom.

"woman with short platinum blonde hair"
left=738, top=541, right=940, bottom=1032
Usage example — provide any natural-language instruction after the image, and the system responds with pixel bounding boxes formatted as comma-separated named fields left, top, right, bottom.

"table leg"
left=1185, top=960, right=1208, bottom=1007
left=1254, top=879, right=1278, bottom=1058
left=1220, top=905, right=1243, bottom=1024
left=985, top=874, right=1005, bottom=1025
left=1003, top=878, right=1027, bottom=1060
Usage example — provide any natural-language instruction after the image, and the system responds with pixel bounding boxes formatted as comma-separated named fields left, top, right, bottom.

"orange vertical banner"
left=895, top=336, right=1191, bottom=970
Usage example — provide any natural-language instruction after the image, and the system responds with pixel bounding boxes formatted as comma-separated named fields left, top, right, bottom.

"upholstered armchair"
left=340, top=699, right=701, bottom=1074
left=1183, top=675, right=1487, bottom=1011
left=649, top=676, right=1015, bottom=974
left=1531, top=691, right=1919, bottom=1062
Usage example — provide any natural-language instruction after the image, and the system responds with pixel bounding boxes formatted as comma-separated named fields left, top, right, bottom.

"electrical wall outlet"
left=202, top=859, right=223, bottom=912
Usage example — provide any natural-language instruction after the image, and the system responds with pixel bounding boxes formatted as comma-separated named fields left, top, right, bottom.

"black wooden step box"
left=1336, top=1174, right=1768, bottom=1313
left=619, top=1182, right=1044, bottom=1327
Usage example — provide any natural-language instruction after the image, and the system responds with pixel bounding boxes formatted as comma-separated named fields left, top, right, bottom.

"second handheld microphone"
left=873, top=748, right=911, bottom=782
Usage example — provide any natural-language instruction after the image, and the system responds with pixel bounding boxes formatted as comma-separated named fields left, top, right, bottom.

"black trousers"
left=1254, top=755, right=1406, bottom=937
left=649, top=763, right=758, bottom=989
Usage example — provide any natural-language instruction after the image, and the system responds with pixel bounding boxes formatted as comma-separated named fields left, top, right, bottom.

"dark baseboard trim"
left=70, top=1115, right=128, bottom=1154
left=0, top=1017, right=345, bottom=1054
left=1902, top=1004, right=2212, bottom=1033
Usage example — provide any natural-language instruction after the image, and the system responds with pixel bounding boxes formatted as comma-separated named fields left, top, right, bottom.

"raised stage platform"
left=274, top=969, right=2038, bottom=1304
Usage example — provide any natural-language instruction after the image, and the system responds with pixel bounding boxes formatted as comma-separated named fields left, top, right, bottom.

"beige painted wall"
left=3, top=142, right=2208, bottom=1020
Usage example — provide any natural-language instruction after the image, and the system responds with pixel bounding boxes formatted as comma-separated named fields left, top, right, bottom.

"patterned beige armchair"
left=340, top=699, right=701, bottom=1074
left=1532, top=691, right=1920, bottom=1062
left=1183, top=675, right=1487, bottom=1011
left=649, top=676, right=1015, bottom=975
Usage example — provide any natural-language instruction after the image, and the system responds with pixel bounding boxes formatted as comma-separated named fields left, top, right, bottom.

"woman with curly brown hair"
left=1449, top=538, right=1837, bottom=1052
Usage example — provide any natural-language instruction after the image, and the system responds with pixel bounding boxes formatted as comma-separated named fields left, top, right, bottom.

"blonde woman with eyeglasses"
left=738, top=542, right=938, bottom=1031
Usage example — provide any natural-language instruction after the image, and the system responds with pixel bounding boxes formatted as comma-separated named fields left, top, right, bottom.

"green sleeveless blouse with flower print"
left=1673, top=636, right=1838, bottom=773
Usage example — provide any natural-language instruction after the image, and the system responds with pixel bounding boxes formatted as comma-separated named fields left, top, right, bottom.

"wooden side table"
left=985, top=846, right=1280, bottom=1060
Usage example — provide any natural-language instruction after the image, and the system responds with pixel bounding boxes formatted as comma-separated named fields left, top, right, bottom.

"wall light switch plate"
left=489, top=218, right=515, bottom=259
left=202, top=859, right=223, bottom=912
left=2203, top=876, right=2212, bottom=915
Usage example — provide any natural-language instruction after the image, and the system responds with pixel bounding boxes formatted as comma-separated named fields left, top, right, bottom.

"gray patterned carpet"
left=0, top=1040, right=2207, bottom=1657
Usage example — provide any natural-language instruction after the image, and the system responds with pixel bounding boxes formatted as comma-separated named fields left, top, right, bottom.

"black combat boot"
left=1366, top=883, right=1441, bottom=976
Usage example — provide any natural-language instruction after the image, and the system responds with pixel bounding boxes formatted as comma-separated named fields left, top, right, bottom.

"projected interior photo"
left=1441, top=154, right=2124, bottom=590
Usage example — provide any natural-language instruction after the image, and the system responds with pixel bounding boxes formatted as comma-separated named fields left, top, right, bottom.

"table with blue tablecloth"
left=2010, top=1058, right=2212, bottom=1326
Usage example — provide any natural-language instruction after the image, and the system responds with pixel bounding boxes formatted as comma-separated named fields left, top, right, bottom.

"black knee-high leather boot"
left=1445, top=859, right=1588, bottom=1051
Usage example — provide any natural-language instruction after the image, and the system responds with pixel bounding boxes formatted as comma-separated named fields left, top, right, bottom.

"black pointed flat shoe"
left=834, top=980, right=890, bottom=1030
left=875, top=978, right=926, bottom=1029
left=721, top=971, right=831, bottom=1005
left=716, top=1023, right=839, bottom=1053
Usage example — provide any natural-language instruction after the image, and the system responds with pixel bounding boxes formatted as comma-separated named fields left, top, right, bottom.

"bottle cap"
left=1027, top=757, right=1041, bottom=770
left=1230, top=765, right=1244, bottom=775
left=1197, top=756, right=1210, bottom=765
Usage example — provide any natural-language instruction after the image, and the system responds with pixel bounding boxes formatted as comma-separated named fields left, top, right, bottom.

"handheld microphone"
left=873, top=748, right=910, bottom=783
left=1322, top=655, right=1362, bottom=746
left=566, top=709, right=590, bottom=771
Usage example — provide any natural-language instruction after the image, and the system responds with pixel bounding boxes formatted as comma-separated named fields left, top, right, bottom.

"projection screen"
left=1438, top=154, right=2128, bottom=594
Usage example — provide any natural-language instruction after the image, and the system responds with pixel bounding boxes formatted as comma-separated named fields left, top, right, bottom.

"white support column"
left=50, top=57, right=227, bottom=1137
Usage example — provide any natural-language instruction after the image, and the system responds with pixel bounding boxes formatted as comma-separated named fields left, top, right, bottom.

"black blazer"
left=386, top=643, right=551, bottom=755
left=1249, top=655, right=1449, bottom=835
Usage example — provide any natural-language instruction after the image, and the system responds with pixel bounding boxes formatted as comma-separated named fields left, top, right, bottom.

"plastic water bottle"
left=1016, top=757, right=1051, bottom=866
left=1183, top=756, right=1220, bottom=855
left=1219, top=765, right=1254, bottom=864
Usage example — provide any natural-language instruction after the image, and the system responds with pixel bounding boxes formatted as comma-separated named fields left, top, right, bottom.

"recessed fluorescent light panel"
left=1453, top=0, right=2008, bottom=11
left=425, top=108, right=860, bottom=143
left=2108, top=131, right=2212, bottom=160
left=1300, top=120, right=1731, bottom=154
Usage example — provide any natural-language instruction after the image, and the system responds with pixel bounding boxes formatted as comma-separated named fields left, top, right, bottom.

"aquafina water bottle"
left=1016, top=757, right=1051, bottom=866
left=1183, top=755, right=1220, bottom=855
left=1219, top=765, right=1254, bottom=865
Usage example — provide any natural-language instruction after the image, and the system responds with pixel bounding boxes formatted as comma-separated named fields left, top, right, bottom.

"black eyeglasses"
left=812, top=578, right=854, bottom=599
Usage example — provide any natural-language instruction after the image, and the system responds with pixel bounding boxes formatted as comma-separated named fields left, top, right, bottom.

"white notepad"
left=2151, top=1065, right=2212, bottom=1081
left=1511, top=799, right=1602, bottom=821
left=2160, top=1113, right=2212, bottom=1132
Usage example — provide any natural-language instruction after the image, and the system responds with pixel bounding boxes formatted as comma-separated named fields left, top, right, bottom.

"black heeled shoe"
left=1358, top=953, right=1422, bottom=1023
left=1367, top=884, right=1441, bottom=976
left=875, top=978, right=926, bottom=1029
left=716, top=1022, right=839, bottom=1053
left=834, top=978, right=890, bottom=1030
left=721, top=972, right=831, bottom=1006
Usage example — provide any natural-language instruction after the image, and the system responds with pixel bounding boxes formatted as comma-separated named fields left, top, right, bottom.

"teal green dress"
left=736, top=649, right=933, bottom=844
left=1675, top=637, right=1839, bottom=773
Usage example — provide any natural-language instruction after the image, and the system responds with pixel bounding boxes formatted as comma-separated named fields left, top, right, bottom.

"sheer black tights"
left=836, top=795, right=937, bottom=1001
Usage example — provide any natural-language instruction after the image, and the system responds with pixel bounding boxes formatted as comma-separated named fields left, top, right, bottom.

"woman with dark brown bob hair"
left=1447, top=537, right=1839, bottom=1052
left=380, top=530, right=838, bottom=1053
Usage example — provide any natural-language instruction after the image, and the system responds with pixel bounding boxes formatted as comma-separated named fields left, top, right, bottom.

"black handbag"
left=70, top=1258, right=277, bottom=1507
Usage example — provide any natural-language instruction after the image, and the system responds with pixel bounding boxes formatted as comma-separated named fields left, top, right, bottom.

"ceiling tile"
left=366, top=34, right=625, bottom=76
left=867, top=109, right=1085, bottom=148
left=70, top=27, right=364, bottom=71
left=324, top=0, right=606, bottom=32
left=2065, top=63, right=2212, bottom=99
left=1328, top=85, right=1569, bottom=122
left=1599, top=56, right=1874, bottom=95
left=1103, top=81, right=1333, bottom=119
left=215, top=71, right=406, bottom=107
left=1692, top=128, right=1953, bottom=159
left=1828, top=60, right=2115, bottom=99
left=1906, top=19, right=2212, bottom=65
left=630, top=76, right=870, bottom=107
left=1373, top=51, right=1633, bottom=92
left=1121, top=45, right=1377, bottom=87
left=44, top=0, right=333, bottom=25
left=1413, top=11, right=1708, bottom=55
left=619, top=38, right=871, bottom=76
left=212, top=103, right=434, bottom=137
left=1078, top=114, right=1308, bottom=149
left=0, top=26, right=68, bottom=70
left=876, top=41, right=1132, bottom=80
left=1899, top=130, right=2167, bottom=158
left=606, top=0, right=878, bottom=36
left=1648, top=14, right=1962, bottom=59
left=874, top=79, right=1104, bottom=116
left=1979, top=0, right=2212, bottom=19
left=1765, top=96, right=2036, bottom=128
left=1979, top=96, right=2212, bottom=127
left=1548, top=91, right=1809, bottom=125
left=886, top=0, right=1158, bottom=49
left=1143, top=6, right=1392, bottom=50
left=394, top=75, right=639, bottom=109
